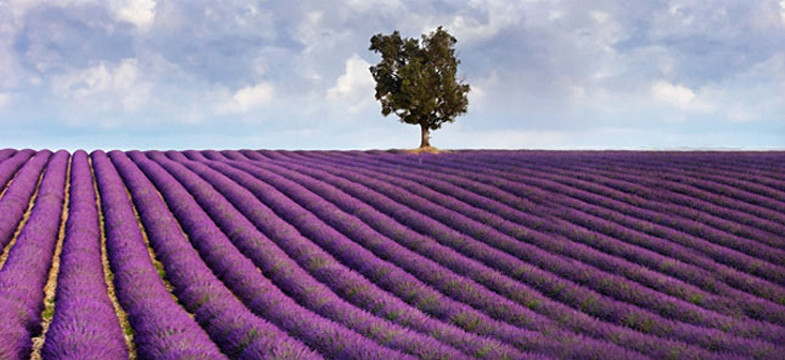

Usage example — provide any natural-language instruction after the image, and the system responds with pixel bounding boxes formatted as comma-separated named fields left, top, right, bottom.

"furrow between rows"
left=0, top=149, right=16, bottom=163
left=211, top=150, right=724, bottom=356
left=29, top=152, right=70, bottom=360
left=92, top=154, right=137, bottom=359
left=117, top=149, right=320, bottom=359
left=160, top=150, right=550, bottom=360
left=366, top=152, right=785, bottom=303
left=474, top=152, right=785, bottom=253
left=431, top=152, right=785, bottom=282
left=0, top=150, right=67, bottom=359
left=91, top=150, right=227, bottom=360
left=546, top=162, right=785, bottom=251
left=0, top=149, right=780, bottom=360
left=41, top=151, right=129, bottom=360
left=0, top=152, right=51, bottom=269
left=242, top=151, right=783, bottom=357
left=290, top=150, right=785, bottom=327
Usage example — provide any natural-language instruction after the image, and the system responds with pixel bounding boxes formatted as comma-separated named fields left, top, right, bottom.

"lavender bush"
left=0, top=149, right=781, bottom=360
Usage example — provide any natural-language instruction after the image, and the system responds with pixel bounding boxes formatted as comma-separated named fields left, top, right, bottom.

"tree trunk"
left=419, top=123, right=431, bottom=148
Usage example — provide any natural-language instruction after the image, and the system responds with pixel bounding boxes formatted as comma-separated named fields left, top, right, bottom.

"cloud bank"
left=0, top=0, right=783, bottom=150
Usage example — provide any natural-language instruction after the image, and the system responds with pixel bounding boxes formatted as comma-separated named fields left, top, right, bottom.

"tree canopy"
left=369, top=26, right=470, bottom=149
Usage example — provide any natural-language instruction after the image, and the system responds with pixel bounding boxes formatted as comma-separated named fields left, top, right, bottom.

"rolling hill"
left=0, top=149, right=783, bottom=360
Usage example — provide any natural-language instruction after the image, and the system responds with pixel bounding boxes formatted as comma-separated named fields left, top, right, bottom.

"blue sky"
left=0, top=0, right=783, bottom=150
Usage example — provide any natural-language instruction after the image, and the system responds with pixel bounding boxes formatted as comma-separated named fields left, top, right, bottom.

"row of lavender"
left=113, top=149, right=781, bottom=358
left=198, top=150, right=785, bottom=358
left=0, top=148, right=782, bottom=359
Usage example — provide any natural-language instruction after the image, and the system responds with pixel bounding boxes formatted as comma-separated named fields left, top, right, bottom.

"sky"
left=0, top=0, right=784, bottom=150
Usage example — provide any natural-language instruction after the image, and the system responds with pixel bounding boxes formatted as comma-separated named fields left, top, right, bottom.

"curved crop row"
left=0, top=151, right=49, bottom=250
left=165, top=150, right=554, bottom=360
left=580, top=153, right=785, bottom=215
left=145, top=150, right=511, bottom=360
left=110, top=150, right=323, bottom=360
left=225, top=151, right=779, bottom=358
left=0, top=149, right=781, bottom=359
left=573, top=160, right=785, bottom=249
left=0, top=148, right=16, bottom=162
left=214, top=151, right=671, bottom=358
left=119, top=148, right=405, bottom=360
left=420, top=152, right=785, bottom=286
left=464, top=152, right=785, bottom=260
left=445, top=154, right=785, bottom=300
left=0, top=150, right=34, bottom=196
left=364, top=152, right=785, bottom=303
left=209, top=150, right=728, bottom=360
left=457, top=154, right=785, bottom=272
left=288, top=151, right=785, bottom=327
left=41, top=150, right=128, bottom=359
left=545, top=162, right=785, bottom=253
left=91, top=150, right=228, bottom=360
left=534, top=152, right=785, bottom=240
left=285, top=152, right=780, bottom=338
left=0, top=150, right=67, bottom=359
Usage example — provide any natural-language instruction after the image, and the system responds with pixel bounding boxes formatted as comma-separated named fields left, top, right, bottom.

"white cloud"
left=111, top=0, right=157, bottom=30
left=234, top=83, right=274, bottom=109
left=590, top=10, right=610, bottom=24
left=651, top=80, right=715, bottom=114
left=299, top=11, right=323, bottom=45
left=651, top=80, right=696, bottom=108
left=467, top=70, right=498, bottom=109
left=215, top=81, right=275, bottom=115
left=345, top=0, right=403, bottom=13
left=780, top=0, right=785, bottom=27
left=0, top=45, right=23, bottom=88
left=446, top=0, right=523, bottom=44
left=326, top=54, right=375, bottom=113
left=0, top=0, right=782, bottom=149
left=52, top=58, right=152, bottom=114
left=0, top=92, right=11, bottom=111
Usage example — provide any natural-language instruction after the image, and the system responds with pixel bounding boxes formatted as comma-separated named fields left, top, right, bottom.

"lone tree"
left=369, top=26, right=470, bottom=149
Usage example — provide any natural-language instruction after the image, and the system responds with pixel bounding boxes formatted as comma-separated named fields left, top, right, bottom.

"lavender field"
left=0, top=148, right=783, bottom=360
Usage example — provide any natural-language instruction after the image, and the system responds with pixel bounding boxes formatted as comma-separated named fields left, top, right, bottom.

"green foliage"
left=688, top=294, right=703, bottom=305
left=385, top=309, right=403, bottom=322
left=123, top=324, right=135, bottom=337
left=369, top=26, right=470, bottom=147
left=450, top=312, right=481, bottom=332
left=525, top=298, right=541, bottom=310
left=153, top=260, right=166, bottom=279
